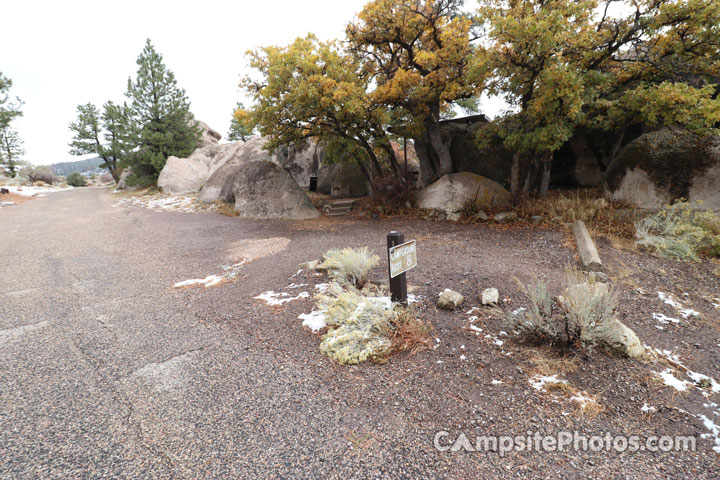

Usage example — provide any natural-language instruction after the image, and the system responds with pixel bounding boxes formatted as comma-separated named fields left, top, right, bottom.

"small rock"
left=494, top=212, right=518, bottom=223
left=475, top=210, right=489, bottom=222
left=530, top=215, right=544, bottom=224
left=481, top=288, right=499, bottom=305
left=589, top=271, right=609, bottom=283
left=447, top=212, right=461, bottom=221
left=0, top=188, right=9, bottom=195
left=438, top=289, right=464, bottom=310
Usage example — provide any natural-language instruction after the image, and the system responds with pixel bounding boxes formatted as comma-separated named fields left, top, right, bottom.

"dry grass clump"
left=315, top=283, right=431, bottom=365
left=518, top=189, right=637, bottom=238
left=507, top=266, right=620, bottom=350
left=635, top=201, right=720, bottom=262
left=319, top=246, right=380, bottom=288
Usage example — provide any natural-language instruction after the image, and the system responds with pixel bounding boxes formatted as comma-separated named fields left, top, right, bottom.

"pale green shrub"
left=509, top=266, right=620, bottom=350
left=507, top=277, right=558, bottom=341
left=561, top=266, right=618, bottom=346
left=318, top=247, right=380, bottom=288
left=317, top=283, right=395, bottom=364
left=635, top=202, right=720, bottom=262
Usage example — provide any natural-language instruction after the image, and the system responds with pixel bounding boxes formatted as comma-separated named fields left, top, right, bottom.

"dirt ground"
left=3, top=188, right=719, bottom=478
left=184, top=208, right=720, bottom=477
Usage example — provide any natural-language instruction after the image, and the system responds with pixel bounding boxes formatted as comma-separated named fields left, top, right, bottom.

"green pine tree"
left=123, top=39, right=200, bottom=186
left=0, top=72, right=25, bottom=177
left=227, top=102, right=254, bottom=141
left=68, top=101, right=130, bottom=183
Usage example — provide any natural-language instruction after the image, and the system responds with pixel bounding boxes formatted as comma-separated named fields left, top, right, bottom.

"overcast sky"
left=3, top=0, right=384, bottom=165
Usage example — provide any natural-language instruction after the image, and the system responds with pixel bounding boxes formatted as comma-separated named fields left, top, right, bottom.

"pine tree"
left=68, top=101, right=130, bottom=183
left=227, top=102, right=254, bottom=142
left=0, top=125, right=25, bottom=177
left=0, top=72, right=25, bottom=177
left=123, top=39, right=200, bottom=186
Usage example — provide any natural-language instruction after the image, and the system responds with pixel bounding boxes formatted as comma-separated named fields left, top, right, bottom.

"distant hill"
left=50, top=157, right=107, bottom=176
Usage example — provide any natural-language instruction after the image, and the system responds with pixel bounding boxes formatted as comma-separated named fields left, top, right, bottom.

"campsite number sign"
left=388, top=239, right=417, bottom=279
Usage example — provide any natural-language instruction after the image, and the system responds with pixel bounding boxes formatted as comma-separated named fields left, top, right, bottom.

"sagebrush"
left=635, top=201, right=720, bottom=262
left=316, top=282, right=431, bottom=365
left=319, top=246, right=380, bottom=288
left=507, top=266, right=619, bottom=349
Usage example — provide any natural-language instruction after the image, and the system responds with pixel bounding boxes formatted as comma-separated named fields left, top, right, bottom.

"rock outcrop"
left=605, top=128, right=720, bottom=210
left=317, top=161, right=370, bottom=198
left=417, top=172, right=511, bottom=214
left=229, top=161, right=319, bottom=219
left=277, top=141, right=323, bottom=188
left=194, top=119, right=222, bottom=147
left=199, top=137, right=278, bottom=204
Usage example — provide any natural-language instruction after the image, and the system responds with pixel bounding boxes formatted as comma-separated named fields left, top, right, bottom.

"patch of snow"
left=687, top=372, right=720, bottom=393
left=697, top=415, right=720, bottom=454
left=460, top=354, right=467, bottom=361
left=468, top=315, right=478, bottom=322
left=529, top=375, right=567, bottom=392
left=470, top=325, right=483, bottom=334
left=0, top=201, right=16, bottom=207
left=466, top=307, right=480, bottom=315
left=299, top=310, right=327, bottom=332
left=173, top=275, right=225, bottom=288
left=571, top=394, right=596, bottom=408
left=641, top=404, right=657, bottom=413
left=657, top=369, right=690, bottom=392
left=658, top=292, right=699, bottom=318
left=511, top=307, right=527, bottom=316
left=314, top=283, right=329, bottom=293
left=492, top=380, right=503, bottom=385
left=285, top=283, right=308, bottom=290
left=460, top=345, right=465, bottom=350
left=255, top=291, right=310, bottom=306
left=485, top=334, right=504, bottom=347
left=5, top=185, right=73, bottom=197
left=653, top=313, right=680, bottom=325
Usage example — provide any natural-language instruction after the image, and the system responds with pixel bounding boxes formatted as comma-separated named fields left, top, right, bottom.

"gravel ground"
left=0, top=188, right=718, bottom=479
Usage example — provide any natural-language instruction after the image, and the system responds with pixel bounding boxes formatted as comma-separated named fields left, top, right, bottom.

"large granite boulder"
left=230, top=161, right=319, bottom=219
left=194, top=119, right=222, bottom=147
left=116, top=167, right=132, bottom=190
left=277, top=141, right=323, bottom=188
left=605, top=129, right=720, bottom=210
left=417, top=172, right=511, bottom=214
left=317, top=161, right=370, bottom=198
left=199, top=137, right=278, bottom=204
left=158, top=145, right=221, bottom=194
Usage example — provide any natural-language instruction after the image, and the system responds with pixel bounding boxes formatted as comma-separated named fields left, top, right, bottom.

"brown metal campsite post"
left=387, top=231, right=408, bottom=306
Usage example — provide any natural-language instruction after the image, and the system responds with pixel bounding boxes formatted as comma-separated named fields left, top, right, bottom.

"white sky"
left=2, top=0, right=374, bottom=165
left=5, top=0, right=629, bottom=167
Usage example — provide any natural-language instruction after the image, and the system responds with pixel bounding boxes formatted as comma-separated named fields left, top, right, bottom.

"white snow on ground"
left=459, top=354, right=467, bottom=361
left=114, top=194, right=216, bottom=213
left=658, top=292, right=699, bottom=318
left=492, top=380, right=503, bottom=385
left=286, top=283, right=308, bottom=290
left=0, top=201, right=16, bottom=208
left=173, top=275, right=225, bottom=288
left=641, top=404, right=657, bottom=413
left=470, top=325, right=483, bottom=334
left=4, top=185, right=73, bottom=197
left=255, top=291, right=311, bottom=306
left=653, top=313, right=680, bottom=325
left=697, top=415, right=720, bottom=454
left=298, top=310, right=327, bottom=332
left=485, top=334, right=504, bottom=347
left=658, top=369, right=690, bottom=392
left=687, top=372, right=720, bottom=394
left=314, top=283, right=329, bottom=293
left=529, top=375, right=567, bottom=392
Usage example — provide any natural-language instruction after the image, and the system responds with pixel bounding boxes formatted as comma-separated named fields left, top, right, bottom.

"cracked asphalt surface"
left=2, top=188, right=718, bottom=479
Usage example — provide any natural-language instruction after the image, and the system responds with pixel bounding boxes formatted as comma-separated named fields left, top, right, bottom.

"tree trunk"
left=355, top=158, right=374, bottom=193
left=426, top=103, right=453, bottom=176
left=413, top=135, right=439, bottom=188
left=510, top=152, right=521, bottom=198
left=539, top=151, right=553, bottom=198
